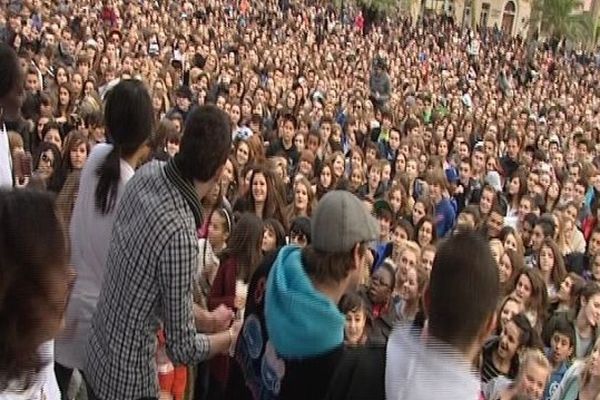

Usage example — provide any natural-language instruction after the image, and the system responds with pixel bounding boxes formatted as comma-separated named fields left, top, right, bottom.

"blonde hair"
left=516, top=348, right=550, bottom=383
left=394, top=240, right=422, bottom=266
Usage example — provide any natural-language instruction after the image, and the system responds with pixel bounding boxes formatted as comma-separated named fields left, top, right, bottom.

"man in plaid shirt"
left=84, top=105, right=241, bottom=400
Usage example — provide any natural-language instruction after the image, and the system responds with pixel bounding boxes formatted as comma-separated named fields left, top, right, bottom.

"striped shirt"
left=84, top=159, right=209, bottom=400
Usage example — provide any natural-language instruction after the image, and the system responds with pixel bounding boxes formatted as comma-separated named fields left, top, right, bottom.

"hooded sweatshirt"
left=227, top=246, right=345, bottom=400
left=385, top=327, right=481, bottom=400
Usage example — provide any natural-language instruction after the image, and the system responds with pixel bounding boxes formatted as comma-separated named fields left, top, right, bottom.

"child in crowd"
left=542, top=316, right=575, bottom=400
left=339, top=291, right=371, bottom=346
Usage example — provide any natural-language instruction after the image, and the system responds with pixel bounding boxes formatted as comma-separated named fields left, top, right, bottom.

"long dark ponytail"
left=95, top=79, right=154, bottom=214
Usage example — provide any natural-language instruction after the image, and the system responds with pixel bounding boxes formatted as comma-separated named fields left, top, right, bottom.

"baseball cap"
left=312, top=191, right=379, bottom=253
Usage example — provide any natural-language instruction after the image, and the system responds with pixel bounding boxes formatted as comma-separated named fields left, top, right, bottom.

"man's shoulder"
left=118, top=161, right=188, bottom=226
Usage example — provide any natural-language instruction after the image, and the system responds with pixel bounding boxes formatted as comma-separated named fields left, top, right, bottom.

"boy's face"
left=378, top=215, right=391, bottom=239
left=282, top=120, right=295, bottom=143
left=550, top=332, right=573, bottom=364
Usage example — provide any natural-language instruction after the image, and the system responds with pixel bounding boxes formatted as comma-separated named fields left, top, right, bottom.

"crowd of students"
left=1, top=0, right=600, bottom=398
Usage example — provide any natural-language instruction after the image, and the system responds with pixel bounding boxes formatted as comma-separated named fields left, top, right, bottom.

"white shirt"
left=0, top=124, right=13, bottom=187
left=54, top=144, right=134, bottom=370
left=0, top=341, right=61, bottom=400
left=386, top=326, right=481, bottom=400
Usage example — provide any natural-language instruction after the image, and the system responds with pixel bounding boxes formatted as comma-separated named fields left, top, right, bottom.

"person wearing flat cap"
left=227, top=190, right=379, bottom=400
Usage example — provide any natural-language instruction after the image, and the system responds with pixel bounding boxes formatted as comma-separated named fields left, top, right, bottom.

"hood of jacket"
left=265, top=245, right=345, bottom=358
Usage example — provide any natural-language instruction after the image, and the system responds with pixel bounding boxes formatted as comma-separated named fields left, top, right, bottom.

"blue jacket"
left=435, top=198, right=456, bottom=238
left=543, top=348, right=570, bottom=400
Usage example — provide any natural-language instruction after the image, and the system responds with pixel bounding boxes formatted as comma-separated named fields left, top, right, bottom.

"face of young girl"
left=44, top=129, right=62, bottom=150
left=503, top=233, right=518, bottom=253
left=252, top=173, right=267, bottom=203
left=516, top=361, right=550, bottom=400
left=400, top=267, right=418, bottom=301
left=418, top=222, right=433, bottom=247
left=70, top=143, right=88, bottom=169
left=262, top=227, right=277, bottom=252
left=236, top=142, right=250, bottom=166
left=421, top=250, right=435, bottom=275
left=208, top=212, right=228, bottom=249
left=499, top=253, right=513, bottom=284
left=500, top=300, right=521, bottom=331
left=412, top=202, right=425, bottom=225
left=514, top=274, right=533, bottom=305
left=381, top=165, right=391, bottom=183
left=350, top=169, right=363, bottom=188
left=497, top=320, right=522, bottom=361
left=406, top=161, right=417, bottom=179
left=294, top=183, right=309, bottom=210
left=344, top=309, right=366, bottom=345
left=539, top=245, right=555, bottom=273
left=389, top=189, right=402, bottom=213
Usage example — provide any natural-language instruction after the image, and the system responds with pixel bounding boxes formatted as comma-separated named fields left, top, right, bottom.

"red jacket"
left=583, top=216, right=597, bottom=241
left=207, top=256, right=239, bottom=390
left=208, top=256, right=238, bottom=311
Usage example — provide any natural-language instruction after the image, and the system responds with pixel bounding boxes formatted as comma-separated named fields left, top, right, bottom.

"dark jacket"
left=323, top=344, right=386, bottom=400
left=358, top=286, right=396, bottom=343
left=226, top=248, right=345, bottom=400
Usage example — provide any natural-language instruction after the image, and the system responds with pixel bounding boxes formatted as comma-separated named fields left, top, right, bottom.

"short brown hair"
left=303, top=242, right=369, bottom=284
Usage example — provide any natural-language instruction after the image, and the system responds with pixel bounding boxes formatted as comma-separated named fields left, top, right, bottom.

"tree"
left=354, top=0, right=397, bottom=33
left=356, top=0, right=397, bottom=13
left=533, top=0, right=596, bottom=45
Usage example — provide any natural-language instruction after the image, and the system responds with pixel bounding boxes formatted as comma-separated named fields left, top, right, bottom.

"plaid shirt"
left=84, top=159, right=209, bottom=400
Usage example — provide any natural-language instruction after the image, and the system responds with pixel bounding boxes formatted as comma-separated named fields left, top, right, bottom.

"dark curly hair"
left=0, top=189, right=69, bottom=391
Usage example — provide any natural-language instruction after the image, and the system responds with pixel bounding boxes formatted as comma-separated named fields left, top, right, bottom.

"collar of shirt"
left=164, top=158, right=203, bottom=229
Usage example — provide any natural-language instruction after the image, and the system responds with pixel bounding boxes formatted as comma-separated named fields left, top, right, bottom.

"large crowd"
left=1, top=0, right=600, bottom=399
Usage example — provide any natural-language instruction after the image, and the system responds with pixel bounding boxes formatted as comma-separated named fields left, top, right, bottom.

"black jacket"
left=323, top=344, right=386, bottom=400
left=225, top=250, right=344, bottom=400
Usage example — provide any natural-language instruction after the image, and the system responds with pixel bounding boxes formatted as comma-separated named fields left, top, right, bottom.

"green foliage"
left=356, top=0, right=398, bottom=12
left=533, top=0, right=596, bottom=43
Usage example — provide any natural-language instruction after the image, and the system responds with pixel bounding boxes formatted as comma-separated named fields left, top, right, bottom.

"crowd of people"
left=1, top=0, right=600, bottom=398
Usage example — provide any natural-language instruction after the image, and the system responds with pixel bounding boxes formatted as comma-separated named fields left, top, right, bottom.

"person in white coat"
left=53, top=80, right=155, bottom=395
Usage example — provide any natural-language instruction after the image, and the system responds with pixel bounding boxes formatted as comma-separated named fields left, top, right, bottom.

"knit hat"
left=312, top=191, right=379, bottom=253
left=300, top=149, right=315, bottom=165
